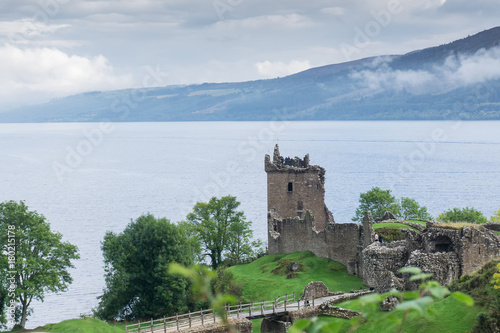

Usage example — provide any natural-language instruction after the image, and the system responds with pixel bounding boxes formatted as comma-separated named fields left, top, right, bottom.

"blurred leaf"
left=401, top=291, right=420, bottom=300
left=398, top=267, right=422, bottom=275
left=395, top=296, right=433, bottom=314
left=428, top=286, right=450, bottom=299
left=289, top=318, right=311, bottom=333
left=409, top=273, right=433, bottom=281
left=451, top=292, right=474, bottom=306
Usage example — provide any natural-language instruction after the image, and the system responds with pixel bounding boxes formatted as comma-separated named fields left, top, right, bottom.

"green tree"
left=95, top=214, right=194, bottom=320
left=0, top=201, right=79, bottom=329
left=491, top=209, right=500, bottom=222
left=437, top=207, right=488, bottom=224
left=399, top=197, right=433, bottom=220
left=186, top=196, right=259, bottom=269
left=352, top=187, right=400, bottom=222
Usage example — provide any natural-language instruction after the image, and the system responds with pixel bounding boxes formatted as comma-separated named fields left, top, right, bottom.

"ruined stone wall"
left=406, top=250, right=460, bottom=286
left=459, top=226, right=500, bottom=275
left=362, top=241, right=408, bottom=289
left=363, top=226, right=500, bottom=290
left=268, top=211, right=367, bottom=275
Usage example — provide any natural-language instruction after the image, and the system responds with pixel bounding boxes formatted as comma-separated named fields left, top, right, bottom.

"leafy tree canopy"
left=491, top=209, right=500, bottom=223
left=0, top=200, right=79, bottom=329
left=186, top=195, right=261, bottom=269
left=399, top=197, right=433, bottom=220
left=353, top=187, right=400, bottom=222
left=437, top=207, right=488, bottom=224
left=353, top=188, right=432, bottom=222
left=95, top=214, right=194, bottom=321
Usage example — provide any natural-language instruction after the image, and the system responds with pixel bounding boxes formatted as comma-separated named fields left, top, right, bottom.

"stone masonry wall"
left=268, top=210, right=367, bottom=275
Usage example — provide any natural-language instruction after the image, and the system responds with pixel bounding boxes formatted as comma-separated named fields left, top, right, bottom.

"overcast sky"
left=0, top=0, right=499, bottom=110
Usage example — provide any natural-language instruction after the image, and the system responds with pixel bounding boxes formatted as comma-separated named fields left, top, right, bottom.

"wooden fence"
left=124, top=292, right=319, bottom=333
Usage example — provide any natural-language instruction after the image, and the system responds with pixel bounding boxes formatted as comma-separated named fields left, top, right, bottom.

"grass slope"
left=316, top=296, right=480, bottom=333
left=227, top=251, right=365, bottom=302
left=372, top=223, right=419, bottom=231
left=33, top=318, right=124, bottom=333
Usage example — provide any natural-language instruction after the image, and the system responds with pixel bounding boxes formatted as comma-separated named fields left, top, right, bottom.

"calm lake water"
left=1, top=121, right=500, bottom=328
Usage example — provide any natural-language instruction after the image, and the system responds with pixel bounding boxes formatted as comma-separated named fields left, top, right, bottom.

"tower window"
left=288, top=182, right=293, bottom=192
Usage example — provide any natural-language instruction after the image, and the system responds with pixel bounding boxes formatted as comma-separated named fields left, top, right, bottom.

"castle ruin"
left=265, top=144, right=374, bottom=276
left=265, top=145, right=500, bottom=288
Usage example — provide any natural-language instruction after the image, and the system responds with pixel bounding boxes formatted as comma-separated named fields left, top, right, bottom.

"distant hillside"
left=1, top=26, right=500, bottom=122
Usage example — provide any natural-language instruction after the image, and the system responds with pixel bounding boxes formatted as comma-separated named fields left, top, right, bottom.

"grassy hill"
left=227, top=251, right=366, bottom=302
left=1, top=318, right=125, bottom=333
left=316, top=296, right=481, bottom=333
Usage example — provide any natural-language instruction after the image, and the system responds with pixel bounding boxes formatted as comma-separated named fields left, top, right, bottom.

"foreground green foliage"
left=437, top=207, right=488, bottom=224
left=290, top=267, right=474, bottom=333
left=227, top=252, right=365, bottom=302
left=449, top=259, right=500, bottom=332
left=186, top=196, right=261, bottom=269
left=95, top=214, right=193, bottom=321
left=0, top=201, right=79, bottom=329
left=169, top=264, right=237, bottom=331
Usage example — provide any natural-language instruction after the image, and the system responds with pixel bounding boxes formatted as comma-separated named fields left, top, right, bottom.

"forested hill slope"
left=1, top=26, right=500, bottom=122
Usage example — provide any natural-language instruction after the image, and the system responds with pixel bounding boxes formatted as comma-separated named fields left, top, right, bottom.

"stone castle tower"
left=265, top=144, right=334, bottom=231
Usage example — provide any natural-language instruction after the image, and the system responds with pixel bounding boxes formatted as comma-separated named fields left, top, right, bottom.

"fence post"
left=312, top=297, right=315, bottom=307
left=298, top=300, right=300, bottom=310
left=250, top=301, right=253, bottom=317
left=201, top=311, right=204, bottom=326
left=261, top=300, right=264, bottom=315
left=285, top=293, right=287, bottom=311
left=151, top=318, right=153, bottom=332
left=213, top=309, right=216, bottom=323
left=176, top=313, right=179, bottom=331
left=293, top=292, right=295, bottom=302
left=238, top=303, right=241, bottom=318
left=163, top=317, right=167, bottom=333
left=138, top=321, right=141, bottom=333
left=189, top=310, right=191, bottom=328
left=273, top=298, right=276, bottom=314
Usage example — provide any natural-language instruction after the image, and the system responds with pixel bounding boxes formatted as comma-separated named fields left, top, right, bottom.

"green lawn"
left=405, top=220, right=428, bottom=226
left=373, top=223, right=419, bottom=231
left=227, top=251, right=365, bottom=302
left=314, top=296, right=480, bottom=333
left=29, top=318, right=125, bottom=333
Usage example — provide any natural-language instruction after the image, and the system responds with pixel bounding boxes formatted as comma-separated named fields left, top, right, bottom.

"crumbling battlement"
left=265, top=144, right=333, bottom=231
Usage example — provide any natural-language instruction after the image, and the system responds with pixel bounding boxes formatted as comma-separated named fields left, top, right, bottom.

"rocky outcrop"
left=300, top=281, right=339, bottom=300
left=380, top=296, right=399, bottom=312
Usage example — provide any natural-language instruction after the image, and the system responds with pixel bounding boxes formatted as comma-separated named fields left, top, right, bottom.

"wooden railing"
left=125, top=292, right=312, bottom=333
